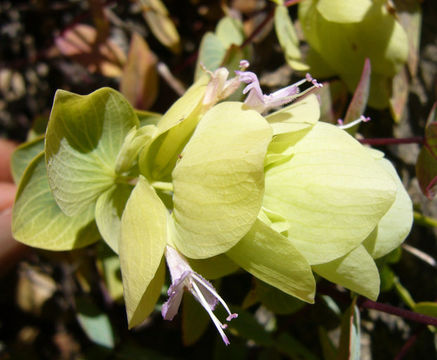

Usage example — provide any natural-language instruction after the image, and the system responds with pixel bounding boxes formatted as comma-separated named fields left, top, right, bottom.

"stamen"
left=337, top=115, right=371, bottom=130
left=191, top=273, right=239, bottom=321
left=305, top=73, right=323, bottom=88
left=192, top=281, right=231, bottom=346
left=239, top=60, right=250, bottom=70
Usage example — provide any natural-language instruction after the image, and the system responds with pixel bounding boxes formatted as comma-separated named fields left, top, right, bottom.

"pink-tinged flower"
left=202, top=60, right=250, bottom=109
left=162, top=246, right=238, bottom=346
left=235, top=68, right=323, bottom=113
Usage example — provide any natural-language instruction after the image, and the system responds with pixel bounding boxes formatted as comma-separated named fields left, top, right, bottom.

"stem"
left=358, top=137, right=424, bottom=146
left=318, top=284, right=437, bottom=327
left=358, top=299, right=437, bottom=327
left=394, top=328, right=424, bottom=360
left=402, top=243, right=437, bottom=268
left=241, top=0, right=303, bottom=49
left=284, top=0, right=304, bottom=6
left=152, top=181, right=174, bottom=192
left=414, top=211, right=437, bottom=228
left=240, top=10, right=275, bottom=49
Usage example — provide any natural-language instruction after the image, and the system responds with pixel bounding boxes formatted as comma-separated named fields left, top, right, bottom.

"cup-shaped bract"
left=171, top=102, right=272, bottom=259
left=263, top=121, right=398, bottom=265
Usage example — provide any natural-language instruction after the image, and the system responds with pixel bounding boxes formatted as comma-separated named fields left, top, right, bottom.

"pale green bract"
left=45, top=87, right=139, bottom=216
left=298, top=0, right=408, bottom=108
left=263, top=121, right=397, bottom=265
left=172, top=101, right=272, bottom=258
left=362, top=158, right=413, bottom=259
left=12, top=152, right=99, bottom=250
left=119, top=176, right=167, bottom=328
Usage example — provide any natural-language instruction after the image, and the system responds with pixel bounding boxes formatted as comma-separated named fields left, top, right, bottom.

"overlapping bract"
left=298, top=0, right=408, bottom=109
left=12, top=66, right=413, bottom=344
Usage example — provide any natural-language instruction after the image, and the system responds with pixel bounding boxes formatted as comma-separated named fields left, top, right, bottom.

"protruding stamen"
left=337, top=115, right=372, bottom=129
left=306, top=73, right=323, bottom=88
left=191, top=273, right=238, bottom=321
left=191, top=281, right=231, bottom=346
left=239, top=60, right=250, bottom=70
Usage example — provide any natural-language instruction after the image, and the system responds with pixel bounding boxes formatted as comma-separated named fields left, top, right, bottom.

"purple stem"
left=359, top=298, right=437, bottom=327
left=240, top=0, right=302, bottom=49
left=358, top=137, right=424, bottom=146
left=240, top=10, right=275, bottom=49
left=319, top=285, right=437, bottom=327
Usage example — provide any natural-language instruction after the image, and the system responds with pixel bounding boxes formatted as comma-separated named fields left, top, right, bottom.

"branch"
left=358, top=137, right=424, bottom=146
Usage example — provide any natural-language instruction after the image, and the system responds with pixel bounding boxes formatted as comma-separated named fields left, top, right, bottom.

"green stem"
left=414, top=211, right=437, bottom=228
left=152, top=181, right=174, bottom=192
left=115, top=175, right=138, bottom=185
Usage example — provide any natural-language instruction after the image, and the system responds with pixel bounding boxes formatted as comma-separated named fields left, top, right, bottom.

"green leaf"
left=413, top=302, right=437, bottom=318
left=337, top=299, right=361, bottom=360
left=140, top=76, right=208, bottom=181
left=11, top=135, right=44, bottom=184
left=76, top=296, right=115, bottom=349
left=194, top=16, right=246, bottom=81
left=115, top=125, right=156, bottom=174
left=171, top=102, right=272, bottom=258
left=393, top=276, right=416, bottom=309
left=216, top=17, right=244, bottom=49
left=263, top=122, right=397, bottom=265
left=274, top=5, right=308, bottom=71
left=363, top=158, right=413, bottom=259
left=95, top=183, right=133, bottom=253
left=187, top=254, right=239, bottom=280
left=313, top=245, right=380, bottom=300
left=136, top=109, right=161, bottom=127
left=141, top=0, right=181, bottom=54
left=227, top=219, right=315, bottom=303
left=45, top=87, right=139, bottom=216
left=316, top=0, right=372, bottom=23
left=225, top=305, right=274, bottom=347
left=97, top=243, right=123, bottom=303
left=299, top=0, right=408, bottom=109
left=12, top=152, right=99, bottom=250
left=379, top=265, right=395, bottom=292
left=182, top=292, right=210, bottom=346
left=266, top=94, right=320, bottom=136
left=27, top=115, right=48, bottom=141
left=318, top=326, right=338, bottom=360
left=194, top=33, right=226, bottom=81
left=119, top=176, right=167, bottom=327
left=416, top=103, right=437, bottom=199
left=275, top=333, right=320, bottom=360
left=255, top=279, right=305, bottom=315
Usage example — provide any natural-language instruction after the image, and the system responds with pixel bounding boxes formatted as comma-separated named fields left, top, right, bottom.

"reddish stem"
left=240, top=10, right=275, bottom=49
left=358, top=137, right=424, bottom=146
left=284, top=0, right=304, bottom=6
left=393, top=328, right=424, bottom=360
left=319, top=285, right=437, bottom=327
left=359, top=298, right=437, bottom=327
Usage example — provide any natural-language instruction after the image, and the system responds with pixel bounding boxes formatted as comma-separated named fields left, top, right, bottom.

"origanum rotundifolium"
left=11, top=61, right=413, bottom=345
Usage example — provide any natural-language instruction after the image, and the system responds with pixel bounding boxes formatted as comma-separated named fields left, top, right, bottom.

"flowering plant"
left=11, top=61, right=413, bottom=344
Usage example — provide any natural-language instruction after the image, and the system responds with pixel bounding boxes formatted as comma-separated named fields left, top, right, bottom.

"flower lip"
left=162, top=246, right=238, bottom=345
left=235, top=66, right=323, bottom=113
